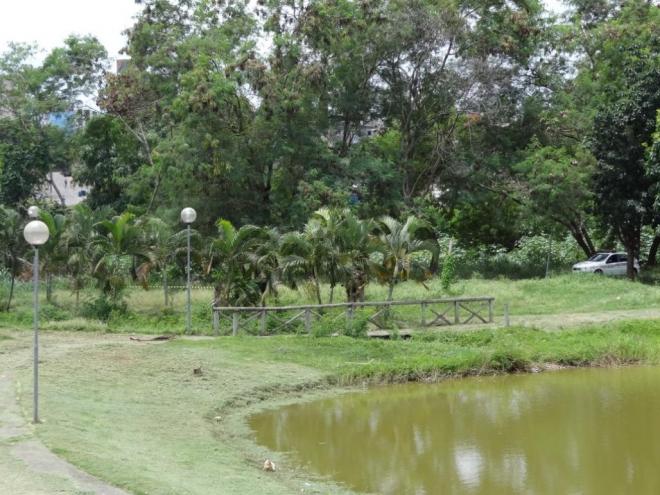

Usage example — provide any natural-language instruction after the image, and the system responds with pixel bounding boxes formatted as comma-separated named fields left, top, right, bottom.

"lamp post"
left=180, top=207, right=196, bottom=334
left=23, top=212, right=50, bottom=424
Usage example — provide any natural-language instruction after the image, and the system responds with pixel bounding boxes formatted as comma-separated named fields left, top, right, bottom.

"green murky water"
left=250, top=367, right=660, bottom=494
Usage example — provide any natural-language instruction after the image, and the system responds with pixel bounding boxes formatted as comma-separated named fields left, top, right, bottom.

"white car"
left=572, top=252, right=640, bottom=276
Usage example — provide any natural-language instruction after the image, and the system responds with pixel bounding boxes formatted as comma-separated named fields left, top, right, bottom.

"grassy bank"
left=4, top=318, right=660, bottom=494
left=0, top=273, right=659, bottom=335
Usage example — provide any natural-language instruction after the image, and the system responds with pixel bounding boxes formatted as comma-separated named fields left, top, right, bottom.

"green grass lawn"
left=5, top=318, right=660, bottom=494
left=2, top=273, right=659, bottom=494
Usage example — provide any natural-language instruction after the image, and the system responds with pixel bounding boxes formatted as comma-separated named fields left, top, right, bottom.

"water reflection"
left=250, top=367, right=660, bottom=494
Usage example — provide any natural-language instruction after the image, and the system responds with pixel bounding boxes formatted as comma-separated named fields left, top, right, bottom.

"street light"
left=23, top=216, right=50, bottom=424
left=180, top=207, right=196, bottom=334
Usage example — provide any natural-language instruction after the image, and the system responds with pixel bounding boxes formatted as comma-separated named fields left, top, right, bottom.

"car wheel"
left=594, top=269, right=603, bottom=275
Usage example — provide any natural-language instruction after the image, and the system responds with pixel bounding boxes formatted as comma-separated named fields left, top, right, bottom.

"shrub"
left=81, top=296, right=128, bottom=322
left=40, top=304, right=72, bottom=322
left=441, top=251, right=456, bottom=291
left=437, top=234, right=582, bottom=279
left=311, top=312, right=369, bottom=338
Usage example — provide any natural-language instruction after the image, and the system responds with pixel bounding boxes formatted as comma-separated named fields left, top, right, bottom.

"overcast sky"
left=0, top=0, right=567, bottom=66
left=0, top=0, right=142, bottom=64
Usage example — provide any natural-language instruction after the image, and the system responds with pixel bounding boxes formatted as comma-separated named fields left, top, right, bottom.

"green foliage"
left=591, top=44, right=660, bottom=276
left=0, top=37, right=107, bottom=204
left=372, top=216, right=436, bottom=300
left=310, top=312, right=369, bottom=339
left=1, top=0, right=659, bottom=304
left=0, top=121, right=55, bottom=204
left=514, top=142, right=597, bottom=256
left=209, top=219, right=265, bottom=306
left=92, top=212, right=143, bottom=301
left=0, top=206, right=24, bottom=310
left=80, top=296, right=127, bottom=322
left=440, top=251, right=456, bottom=291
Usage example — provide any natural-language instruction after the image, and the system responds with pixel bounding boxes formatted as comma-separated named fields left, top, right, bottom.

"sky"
left=0, top=0, right=142, bottom=65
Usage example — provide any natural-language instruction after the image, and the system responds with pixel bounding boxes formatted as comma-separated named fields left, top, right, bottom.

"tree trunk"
left=75, top=289, right=80, bottom=313
left=429, top=250, right=439, bottom=275
left=314, top=275, right=322, bottom=306
left=627, top=251, right=637, bottom=280
left=46, top=273, right=53, bottom=303
left=622, top=233, right=639, bottom=280
left=214, top=285, right=221, bottom=306
left=582, top=225, right=596, bottom=256
left=163, top=270, right=169, bottom=306
left=568, top=222, right=596, bottom=258
left=329, top=284, right=334, bottom=304
left=6, top=259, right=16, bottom=311
left=648, top=234, right=660, bottom=266
left=387, top=281, right=395, bottom=302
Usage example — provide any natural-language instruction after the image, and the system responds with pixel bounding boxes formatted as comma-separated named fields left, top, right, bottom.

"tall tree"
left=0, top=37, right=107, bottom=204
left=0, top=206, right=24, bottom=310
left=592, top=62, right=660, bottom=278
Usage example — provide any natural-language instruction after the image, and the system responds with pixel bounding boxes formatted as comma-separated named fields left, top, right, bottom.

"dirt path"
left=0, top=332, right=131, bottom=495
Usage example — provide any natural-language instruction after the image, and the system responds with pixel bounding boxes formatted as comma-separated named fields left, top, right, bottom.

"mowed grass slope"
left=9, top=319, right=660, bottom=494
left=24, top=335, right=338, bottom=495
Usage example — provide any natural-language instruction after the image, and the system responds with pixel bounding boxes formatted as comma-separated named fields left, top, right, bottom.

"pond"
left=250, top=367, right=660, bottom=494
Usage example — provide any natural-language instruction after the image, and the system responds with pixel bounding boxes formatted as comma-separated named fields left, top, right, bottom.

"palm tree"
left=208, top=219, right=263, bottom=306
left=337, top=212, right=376, bottom=303
left=247, top=227, right=281, bottom=306
left=0, top=206, right=24, bottom=311
left=373, top=215, right=436, bottom=301
left=279, top=231, right=325, bottom=305
left=62, top=204, right=101, bottom=311
left=280, top=209, right=353, bottom=305
left=92, top=212, right=144, bottom=301
left=39, top=210, right=67, bottom=303
left=135, top=216, right=188, bottom=306
left=308, top=208, right=345, bottom=303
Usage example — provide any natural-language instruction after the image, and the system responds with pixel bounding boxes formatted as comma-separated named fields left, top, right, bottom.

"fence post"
left=213, top=309, right=219, bottom=336
left=504, top=304, right=510, bottom=327
left=232, top=312, right=239, bottom=336
left=421, top=302, right=427, bottom=326
left=304, top=308, right=312, bottom=333
left=488, top=299, right=493, bottom=323
left=260, top=309, right=266, bottom=335
left=454, top=301, right=459, bottom=324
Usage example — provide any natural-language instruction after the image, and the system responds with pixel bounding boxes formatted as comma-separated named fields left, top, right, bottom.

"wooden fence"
left=211, top=297, right=494, bottom=336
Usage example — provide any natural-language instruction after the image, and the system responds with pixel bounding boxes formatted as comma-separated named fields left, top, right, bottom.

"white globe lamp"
left=180, top=207, right=197, bottom=225
left=24, top=220, right=50, bottom=246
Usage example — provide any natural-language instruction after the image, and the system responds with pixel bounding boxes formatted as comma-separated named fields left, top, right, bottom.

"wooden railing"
left=211, top=297, right=495, bottom=336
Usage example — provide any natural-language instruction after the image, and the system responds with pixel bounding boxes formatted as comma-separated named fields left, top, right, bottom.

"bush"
left=81, top=296, right=128, bottom=322
left=40, top=304, right=72, bottom=321
left=440, top=251, right=456, bottom=291
left=345, top=313, right=369, bottom=338
left=437, top=234, right=582, bottom=279
left=311, top=311, right=369, bottom=338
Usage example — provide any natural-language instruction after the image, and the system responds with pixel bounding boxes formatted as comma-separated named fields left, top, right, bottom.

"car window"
left=606, top=255, right=618, bottom=263
left=588, top=253, right=609, bottom=262
left=619, top=255, right=628, bottom=262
